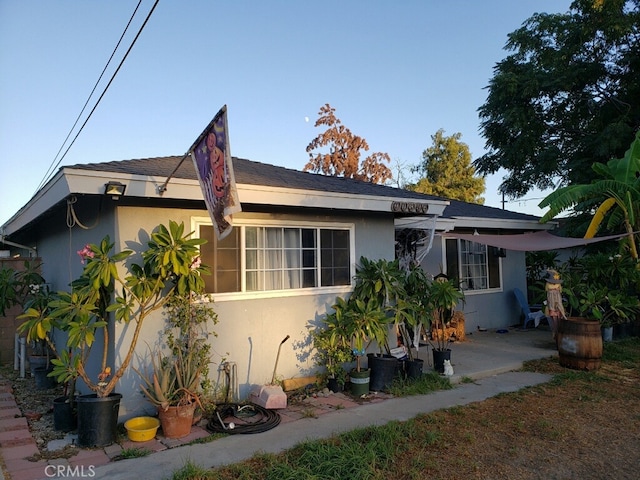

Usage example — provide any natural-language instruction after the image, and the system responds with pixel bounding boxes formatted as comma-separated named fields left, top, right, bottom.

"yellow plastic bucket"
left=124, top=416, right=160, bottom=442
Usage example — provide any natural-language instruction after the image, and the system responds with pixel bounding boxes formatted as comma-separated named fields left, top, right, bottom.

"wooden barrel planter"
left=557, top=317, right=603, bottom=371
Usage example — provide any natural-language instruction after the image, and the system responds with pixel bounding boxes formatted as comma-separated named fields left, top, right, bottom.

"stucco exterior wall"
left=7, top=200, right=118, bottom=387
left=114, top=206, right=396, bottom=417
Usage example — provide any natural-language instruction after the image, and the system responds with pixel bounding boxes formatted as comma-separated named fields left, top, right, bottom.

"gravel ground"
left=1, top=366, right=79, bottom=460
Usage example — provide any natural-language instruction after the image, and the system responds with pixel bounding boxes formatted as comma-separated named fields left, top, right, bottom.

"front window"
left=445, top=238, right=501, bottom=291
left=198, top=221, right=353, bottom=294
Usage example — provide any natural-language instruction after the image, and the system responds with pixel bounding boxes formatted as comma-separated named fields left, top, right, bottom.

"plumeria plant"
left=559, top=252, right=640, bottom=327
left=17, top=220, right=209, bottom=398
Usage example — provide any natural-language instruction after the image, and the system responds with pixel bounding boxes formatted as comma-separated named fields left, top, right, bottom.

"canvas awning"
left=441, top=230, right=634, bottom=252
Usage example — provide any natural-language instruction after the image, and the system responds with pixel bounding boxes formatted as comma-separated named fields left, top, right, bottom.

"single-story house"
left=0, top=155, right=552, bottom=417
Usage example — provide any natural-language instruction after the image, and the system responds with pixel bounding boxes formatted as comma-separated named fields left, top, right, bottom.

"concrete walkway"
left=0, top=327, right=558, bottom=480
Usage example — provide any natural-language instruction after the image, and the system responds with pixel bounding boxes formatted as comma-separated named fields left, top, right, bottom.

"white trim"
left=210, top=285, right=354, bottom=303
left=237, top=184, right=448, bottom=215
left=446, top=216, right=553, bottom=231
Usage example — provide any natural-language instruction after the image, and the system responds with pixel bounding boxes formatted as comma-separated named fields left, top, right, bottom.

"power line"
left=36, top=0, right=144, bottom=192
left=35, top=0, right=160, bottom=193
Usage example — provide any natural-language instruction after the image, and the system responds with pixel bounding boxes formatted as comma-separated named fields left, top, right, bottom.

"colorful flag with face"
left=191, top=105, right=241, bottom=239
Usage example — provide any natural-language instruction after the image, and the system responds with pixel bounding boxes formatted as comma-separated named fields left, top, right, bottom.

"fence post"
left=14, top=333, right=26, bottom=378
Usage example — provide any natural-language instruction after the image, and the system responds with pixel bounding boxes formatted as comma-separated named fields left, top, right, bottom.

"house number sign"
left=391, top=202, right=429, bottom=214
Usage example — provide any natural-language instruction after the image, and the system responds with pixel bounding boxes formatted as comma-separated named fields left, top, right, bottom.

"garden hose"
left=206, top=403, right=280, bottom=435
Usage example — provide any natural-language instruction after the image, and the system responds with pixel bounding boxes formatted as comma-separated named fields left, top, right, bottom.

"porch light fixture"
left=104, top=181, right=126, bottom=199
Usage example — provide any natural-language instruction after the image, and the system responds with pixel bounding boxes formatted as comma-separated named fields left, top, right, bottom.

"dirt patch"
left=389, top=357, right=640, bottom=480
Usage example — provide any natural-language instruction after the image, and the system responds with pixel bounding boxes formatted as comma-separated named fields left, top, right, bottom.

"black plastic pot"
left=368, top=354, right=399, bottom=392
left=34, top=366, right=55, bottom=390
left=327, top=378, right=345, bottom=393
left=53, top=396, right=77, bottom=432
left=76, top=393, right=122, bottom=447
left=432, top=349, right=451, bottom=374
left=404, top=358, right=424, bottom=379
left=28, top=355, right=49, bottom=377
left=613, top=322, right=633, bottom=340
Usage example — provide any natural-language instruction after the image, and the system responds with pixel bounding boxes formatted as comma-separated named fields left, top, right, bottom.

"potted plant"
left=352, top=257, right=405, bottom=390
left=135, top=348, right=204, bottom=439
left=16, top=220, right=208, bottom=446
left=1, top=261, right=51, bottom=378
left=426, top=275, right=465, bottom=373
left=556, top=253, right=639, bottom=370
left=163, top=291, right=218, bottom=420
left=312, top=304, right=352, bottom=393
left=396, top=264, right=432, bottom=379
left=342, top=296, right=390, bottom=396
left=21, top=285, right=59, bottom=389
left=14, top=275, right=78, bottom=428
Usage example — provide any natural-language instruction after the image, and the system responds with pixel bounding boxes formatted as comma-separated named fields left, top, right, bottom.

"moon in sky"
left=304, top=116, right=309, bottom=123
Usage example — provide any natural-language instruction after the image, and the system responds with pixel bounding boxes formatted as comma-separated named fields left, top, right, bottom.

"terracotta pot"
left=158, top=403, right=196, bottom=438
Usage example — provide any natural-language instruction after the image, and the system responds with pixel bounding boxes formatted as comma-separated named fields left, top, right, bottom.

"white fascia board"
left=394, top=216, right=439, bottom=229
left=64, top=169, right=450, bottom=216
left=1, top=171, right=70, bottom=235
left=435, top=218, right=458, bottom=232
left=448, top=216, right=555, bottom=231
left=238, top=184, right=449, bottom=215
left=395, top=217, right=464, bottom=233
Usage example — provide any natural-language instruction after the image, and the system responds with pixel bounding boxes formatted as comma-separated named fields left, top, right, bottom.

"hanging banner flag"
left=190, top=105, right=241, bottom=239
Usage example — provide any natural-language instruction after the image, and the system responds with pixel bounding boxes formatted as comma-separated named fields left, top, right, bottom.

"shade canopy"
left=442, top=230, right=633, bottom=252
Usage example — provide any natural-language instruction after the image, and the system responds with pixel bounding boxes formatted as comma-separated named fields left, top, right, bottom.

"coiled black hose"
left=206, top=403, right=281, bottom=435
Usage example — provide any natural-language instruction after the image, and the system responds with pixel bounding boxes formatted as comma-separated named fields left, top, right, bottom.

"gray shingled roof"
left=66, top=156, right=540, bottom=222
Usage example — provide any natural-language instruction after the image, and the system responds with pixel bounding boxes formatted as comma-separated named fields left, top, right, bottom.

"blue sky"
left=0, top=0, right=573, bottom=226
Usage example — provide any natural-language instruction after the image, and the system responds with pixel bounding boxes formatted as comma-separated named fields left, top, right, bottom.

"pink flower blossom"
left=190, top=256, right=202, bottom=270
left=77, top=245, right=94, bottom=264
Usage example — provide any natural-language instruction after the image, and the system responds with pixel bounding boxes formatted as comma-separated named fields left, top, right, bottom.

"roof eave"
left=1, top=168, right=450, bottom=235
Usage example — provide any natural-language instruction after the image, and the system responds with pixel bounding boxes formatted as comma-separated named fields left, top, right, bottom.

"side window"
left=199, top=225, right=241, bottom=293
left=445, top=238, right=501, bottom=291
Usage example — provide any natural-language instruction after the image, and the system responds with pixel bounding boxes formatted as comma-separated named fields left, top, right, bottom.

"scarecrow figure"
left=544, top=269, right=566, bottom=341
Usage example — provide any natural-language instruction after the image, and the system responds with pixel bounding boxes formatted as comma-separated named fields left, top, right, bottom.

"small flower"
left=190, top=256, right=202, bottom=270
left=97, top=366, right=111, bottom=382
left=77, top=245, right=94, bottom=264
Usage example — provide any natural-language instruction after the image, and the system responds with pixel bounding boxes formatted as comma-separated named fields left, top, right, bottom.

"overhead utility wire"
left=35, top=0, right=160, bottom=193
left=36, top=0, right=144, bottom=193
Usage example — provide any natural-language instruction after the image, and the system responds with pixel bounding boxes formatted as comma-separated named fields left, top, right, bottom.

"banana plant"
left=539, top=130, right=640, bottom=260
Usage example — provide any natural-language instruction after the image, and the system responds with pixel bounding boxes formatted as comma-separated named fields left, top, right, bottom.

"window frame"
left=443, top=237, right=503, bottom=295
left=192, top=217, right=356, bottom=301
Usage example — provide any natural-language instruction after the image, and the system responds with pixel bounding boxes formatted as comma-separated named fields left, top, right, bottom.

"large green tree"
left=304, top=104, right=392, bottom=184
left=409, top=129, right=485, bottom=204
left=475, top=0, right=640, bottom=199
